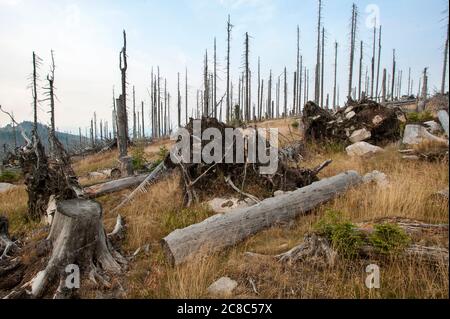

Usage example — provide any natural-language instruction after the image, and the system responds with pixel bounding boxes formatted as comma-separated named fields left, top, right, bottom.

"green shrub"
left=291, top=120, right=300, bottom=129
left=314, top=210, right=363, bottom=258
left=407, top=111, right=434, bottom=123
left=131, top=146, right=146, bottom=170
left=369, top=223, right=410, bottom=255
left=0, top=170, right=21, bottom=183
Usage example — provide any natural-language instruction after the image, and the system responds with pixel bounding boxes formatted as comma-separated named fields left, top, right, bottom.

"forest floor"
left=1, top=118, right=448, bottom=299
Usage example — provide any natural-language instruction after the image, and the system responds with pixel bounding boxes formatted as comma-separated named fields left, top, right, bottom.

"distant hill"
left=0, top=121, right=82, bottom=159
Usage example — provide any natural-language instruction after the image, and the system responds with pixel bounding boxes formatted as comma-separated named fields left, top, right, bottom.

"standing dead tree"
left=245, top=32, right=250, bottom=122
left=391, top=49, right=396, bottom=101
left=442, top=11, right=449, bottom=94
left=371, top=21, right=376, bottom=99
left=320, top=27, right=325, bottom=108
left=118, top=30, right=132, bottom=176
left=132, top=86, right=137, bottom=140
left=375, top=25, right=382, bottom=101
left=42, top=50, right=56, bottom=156
left=358, top=41, right=363, bottom=100
left=348, top=3, right=357, bottom=101
left=315, top=0, right=323, bottom=104
left=226, top=15, right=233, bottom=123
left=333, top=42, right=338, bottom=109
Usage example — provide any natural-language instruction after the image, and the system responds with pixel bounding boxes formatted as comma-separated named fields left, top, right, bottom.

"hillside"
left=0, top=121, right=82, bottom=159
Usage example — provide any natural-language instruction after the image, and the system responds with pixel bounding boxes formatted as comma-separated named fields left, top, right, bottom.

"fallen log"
left=83, top=162, right=167, bottom=198
left=161, top=170, right=363, bottom=266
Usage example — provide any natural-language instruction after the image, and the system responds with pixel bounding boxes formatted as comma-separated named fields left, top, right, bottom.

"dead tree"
left=295, top=25, right=300, bottom=113
left=391, top=49, right=396, bottom=101
left=185, top=68, right=188, bottom=125
left=162, top=171, right=363, bottom=265
left=44, top=50, right=56, bottom=155
left=284, top=67, right=287, bottom=117
left=348, top=4, right=357, bottom=101
left=315, top=0, right=322, bottom=104
left=141, top=101, right=145, bottom=139
left=32, top=52, right=40, bottom=136
left=375, top=25, right=382, bottom=101
left=407, top=67, right=411, bottom=96
left=358, top=41, right=363, bottom=100
left=371, top=22, right=376, bottom=98
left=226, top=15, right=233, bottom=123
left=320, top=27, right=325, bottom=108
left=293, top=72, right=297, bottom=115
left=257, top=57, right=261, bottom=120
left=442, top=13, right=449, bottom=94
left=119, top=30, right=129, bottom=142
left=213, top=38, right=217, bottom=119
left=177, top=72, right=181, bottom=128
left=333, top=42, right=338, bottom=109
left=132, top=86, right=137, bottom=140
left=245, top=33, right=250, bottom=122
left=421, top=68, right=428, bottom=100
left=204, top=50, right=209, bottom=117
left=382, top=68, right=387, bottom=102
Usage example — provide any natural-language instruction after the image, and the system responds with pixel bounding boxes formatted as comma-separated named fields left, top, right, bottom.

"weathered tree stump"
left=27, top=199, right=125, bottom=298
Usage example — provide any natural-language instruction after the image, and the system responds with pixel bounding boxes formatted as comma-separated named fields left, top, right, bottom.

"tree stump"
left=119, top=156, right=133, bottom=177
left=28, top=199, right=124, bottom=298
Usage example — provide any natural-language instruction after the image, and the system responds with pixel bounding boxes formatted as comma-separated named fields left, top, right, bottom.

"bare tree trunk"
left=245, top=33, right=250, bottom=122
left=226, top=15, right=232, bottom=123
left=284, top=67, right=287, bottom=118
left=407, top=67, right=411, bottom=96
left=333, top=42, right=338, bottom=110
left=382, top=68, right=387, bottom=102
left=391, top=49, right=396, bottom=101
left=358, top=41, right=363, bottom=100
left=132, top=86, right=137, bottom=140
left=371, top=23, right=376, bottom=98
left=32, top=52, right=38, bottom=136
left=348, top=4, right=357, bottom=101
left=320, top=27, right=325, bottom=108
left=177, top=72, right=181, bottom=127
left=442, top=16, right=449, bottom=94
left=214, top=38, right=217, bottom=119
left=315, top=0, right=322, bottom=104
left=204, top=50, right=209, bottom=117
left=120, top=30, right=129, bottom=142
left=375, top=25, right=382, bottom=101
left=257, top=57, right=261, bottom=120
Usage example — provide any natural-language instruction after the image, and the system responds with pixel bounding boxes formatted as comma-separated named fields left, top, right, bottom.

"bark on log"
left=26, top=199, right=125, bottom=298
left=84, top=162, right=167, bottom=198
left=83, top=174, right=149, bottom=198
left=161, top=171, right=363, bottom=266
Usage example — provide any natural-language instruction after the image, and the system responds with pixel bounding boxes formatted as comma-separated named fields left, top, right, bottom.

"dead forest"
left=0, top=1, right=449, bottom=299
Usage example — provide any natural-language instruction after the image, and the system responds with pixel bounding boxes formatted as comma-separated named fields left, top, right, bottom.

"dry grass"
left=72, top=150, right=118, bottom=176
left=2, top=125, right=448, bottom=299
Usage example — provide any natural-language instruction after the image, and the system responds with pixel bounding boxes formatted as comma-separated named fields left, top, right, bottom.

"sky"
left=0, top=0, right=448, bottom=135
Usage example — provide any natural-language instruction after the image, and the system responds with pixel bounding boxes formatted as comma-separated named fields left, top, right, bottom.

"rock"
left=274, top=190, right=285, bottom=197
left=372, top=115, right=384, bottom=126
left=208, top=197, right=253, bottom=214
left=349, top=128, right=372, bottom=143
left=0, top=183, right=15, bottom=193
left=423, top=121, right=443, bottom=134
left=363, top=171, right=389, bottom=188
left=345, top=111, right=356, bottom=120
left=207, top=277, right=238, bottom=297
left=402, top=124, right=449, bottom=145
left=346, top=142, right=384, bottom=157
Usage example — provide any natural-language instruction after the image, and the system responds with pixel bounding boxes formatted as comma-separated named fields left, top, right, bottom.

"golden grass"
left=2, top=132, right=448, bottom=299
left=72, top=150, right=118, bottom=176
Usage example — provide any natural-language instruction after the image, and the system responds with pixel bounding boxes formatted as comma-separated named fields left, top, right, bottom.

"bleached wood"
left=162, top=171, right=363, bottom=265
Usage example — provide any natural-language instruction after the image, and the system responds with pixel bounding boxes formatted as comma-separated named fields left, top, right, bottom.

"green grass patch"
left=0, top=170, right=22, bottom=183
left=406, top=111, right=434, bottom=123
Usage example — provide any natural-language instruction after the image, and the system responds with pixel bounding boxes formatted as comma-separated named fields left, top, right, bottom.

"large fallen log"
left=161, top=171, right=363, bottom=266
left=83, top=162, right=167, bottom=198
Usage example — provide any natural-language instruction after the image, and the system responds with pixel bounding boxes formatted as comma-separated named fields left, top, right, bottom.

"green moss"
left=369, top=223, right=410, bottom=255
left=291, top=120, right=300, bottom=129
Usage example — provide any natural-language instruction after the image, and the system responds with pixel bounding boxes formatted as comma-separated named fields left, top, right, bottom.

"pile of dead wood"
left=303, top=98, right=405, bottom=145
left=167, top=117, right=331, bottom=206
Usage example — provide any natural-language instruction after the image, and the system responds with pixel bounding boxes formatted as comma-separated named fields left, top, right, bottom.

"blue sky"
left=0, top=0, right=448, bottom=134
